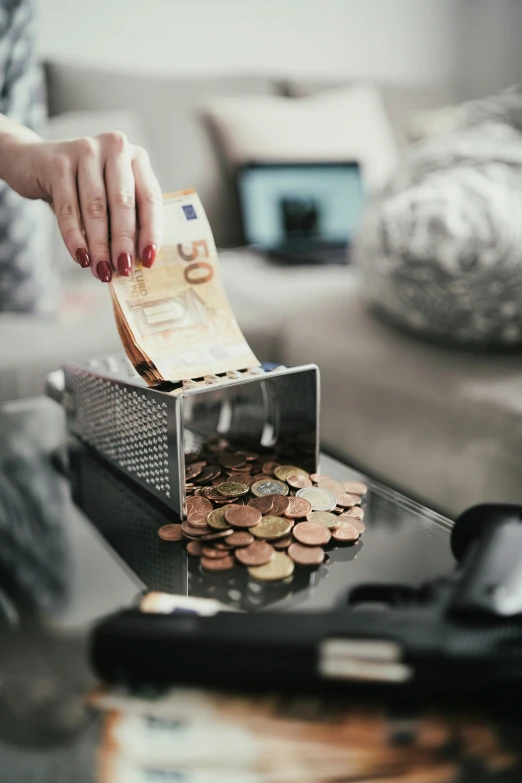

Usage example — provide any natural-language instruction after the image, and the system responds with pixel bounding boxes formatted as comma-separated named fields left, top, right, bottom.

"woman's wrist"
left=0, top=116, right=43, bottom=195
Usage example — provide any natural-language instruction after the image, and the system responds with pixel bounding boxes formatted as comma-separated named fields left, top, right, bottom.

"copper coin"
left=185, top=462, right=205, bottom=480
left=158, top=524, right=183, bottom=541
left=288, top=542, right=325, bottom=566
left=336, top=493, right=360, bottom=509
left=196, top=465, right=221, bottom=483
left=199, top=529, right=234, bottom=541
left=200, top=554, right=235, bottom=571
left=226, top=465, right=252, bottom=473
left=284, top=496, right=312, bottom=519
left=237, top=450, right=258, bottom=462
left=248, top=496, right=275, bottom=515
left=293, top=521, right=331, bottom=546
left=287, top=474, right=313, bottom=489
left=181, top=521, right=212, bottom=538
left=201, top=546, right=230, bottom=559
left=331, top=520, right=359, bottom=542
left=310, top=473, right=329, bottom=483
left=262, top=461, right=280, bottom=474
left=235, top=541, right=275, bottom=566
left=252, top=474, right=274, bottom=482
left=220, top=454, right=246, bottom=468
left=272, top=535, right=293, bottom=550
left=226, top=531, right=254, bottom=547
left=343, top=480, right=368, bottom=496
left=317, top=477, right=344, bottom=497
left=214, top=541, right=231, bottom=550
left=270, top=494, right=291, bottom=515
left=187, top=511, right=210, bottom=528
left=186, top=496, right=213, bottom=515
left=339, top=515, right=365, bottom=535
left=345, top=506, right=364, bottom=521
left=186, top=540, right=203, bottom=556
left=225, top=504, right=262, bottom=529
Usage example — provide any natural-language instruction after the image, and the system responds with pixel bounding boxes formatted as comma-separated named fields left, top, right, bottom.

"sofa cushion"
left=284, top=79, right=458, bottom=148
left=205, top=86, right=399, bottom=193
left=44, top=62, right=278, bottom=246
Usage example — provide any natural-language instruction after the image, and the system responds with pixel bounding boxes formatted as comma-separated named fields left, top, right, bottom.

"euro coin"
left=295, top=487, right=337, bottom=512
left=235, top=540, right=274, bottom=566
left=343, top=480, right=368, bottom=496
left=284, top=496, right=312, bottom=519
left=274, top=465, right=308, bottom=482
left=248, top=551, right=294, bottom=581
left=293, top=521, right=331, bottom=546
left=251, top=479, right=288, bottom=497
left=331, top=520, right=359, bottom=542
left=308, top=511, right=340, bottom=529
left=224, top=505, right=262, bottom=528
left=207, top=508, right=230, bottom=530
left=288, top=542, right=325, bottom=566
left=250, top=515, right=291, bottom=540
left=158, top=524, right=183, bottom=541
left=217, top=481, right=249, bottom=497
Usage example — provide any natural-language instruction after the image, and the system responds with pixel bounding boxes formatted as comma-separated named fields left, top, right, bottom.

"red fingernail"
left=117, top=252, right=132, bottom=276
left=97, top=261, right=112, bottom=283
left=142, top=244, right=157, bottom=268
left=76, top=247, right=90, bottom=268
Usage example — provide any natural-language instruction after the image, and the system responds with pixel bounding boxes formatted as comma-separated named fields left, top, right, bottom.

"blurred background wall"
left=36, top=0, right=459, bottom=84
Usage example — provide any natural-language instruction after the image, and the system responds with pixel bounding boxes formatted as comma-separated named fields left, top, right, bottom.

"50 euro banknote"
left=110, top=189, right=260, bottom=384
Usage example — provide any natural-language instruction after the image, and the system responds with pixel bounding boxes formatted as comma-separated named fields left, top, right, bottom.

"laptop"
left=237, top=161, right=365, bottom=265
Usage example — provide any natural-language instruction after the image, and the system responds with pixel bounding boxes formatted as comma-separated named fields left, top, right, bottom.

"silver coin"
left=295, top=487, right=337, bottom=512
left=251, top=479, right=289, bottom=497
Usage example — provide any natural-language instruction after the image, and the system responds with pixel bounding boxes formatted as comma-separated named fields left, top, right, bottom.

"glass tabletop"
left=0, top=395, right=459, bottom=782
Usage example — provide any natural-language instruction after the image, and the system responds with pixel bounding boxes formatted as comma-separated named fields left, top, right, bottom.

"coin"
left=251, top=479, right=289, bottom=497
left=219, top=454, right=247, bottom=468
left=270, top=494, right=291, bottom=515
left=250, top=515, right=291, bottom=540
left=284, top=496, right=312, bottom=519
left=187, top=511, right=210, bottom=527
left=201, top=554, right=235, bottom=571
left=199, top=529, right=233, bottom=541
left=217, top=481, right=249, bottom=497
left=224, top=505, right=262, bottom=529
left=248, top=496, right=275, bottom=515
left=237, top=450, right=258, bottom=461
left=235, top=540, right=275, bottom=566
left=288, top=542, right=325, bottom=566
left=186, top=496, right=213, bottom=514
left=287, top=474, right=313, bottom=489
left=181, top=521, right=212, bottom=538
left=272, top=535, right=293, bottom=550
left=248, top=552, right=294, bottom=581
left=336, top=493, right=360, bottom=509
left=207, top=508, right=230, bottom=530
left=296, top=487, right=337, bottom=512
left=309, top=511, right=340, bottom=529
left=339, top=514, right=365, bottom=534
left=226, top=531, right=254, bottom=547
left=196, top=465, right=221, bottom=483
left=343, top=480, right=368, bottom=496
left=185, top=461, right=206, bottom=479
left=317, top=477, right=344, bottom=497
left=262, top=461, right=280, bottom=474
left=158, top=524, right=183, bottom=541
left=310, top=473, right=329, bottom=483
left=274, top=465, right=308, bottom=482
left=201, top=546, right=230, bottom=559
left=331, top=520, right=359, bottom=542
left=345, top=506, right=364, bottom=521
left=293, top=521, right=331, bottom=546
left=186, top=540, right=204, bottom=556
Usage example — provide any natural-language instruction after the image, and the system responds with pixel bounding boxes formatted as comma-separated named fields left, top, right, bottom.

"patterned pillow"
left=355, top=91, right=522, bottom=347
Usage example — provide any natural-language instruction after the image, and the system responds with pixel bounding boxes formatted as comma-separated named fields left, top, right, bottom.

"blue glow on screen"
left=239, top=164, right=364, bottom=249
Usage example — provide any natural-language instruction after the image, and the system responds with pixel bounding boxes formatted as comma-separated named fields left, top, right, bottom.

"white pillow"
left=205, top=85, right=399, bottom=193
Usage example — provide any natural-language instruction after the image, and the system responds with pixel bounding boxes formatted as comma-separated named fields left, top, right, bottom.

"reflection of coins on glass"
left=251, top=479, right=289, bottom=498
left=309, top=511, right=340, bottom=529
left=235, top=540, right=274, bottom=566
left=248, top=551, right=294, bottom=581
left=217, top=481, right=249, bottom=497
left=296, top=487, right=337, bottom=512
left=343, top=481, right=368, bottom=496
left=331, top=520, right=359, bottom=542
left=288, top=542, right=325, bottom=566
left=274, top=465, right=308, bottom=482
left=293, top=521, right=331, bottom=546
left=201, top=554, right=235, bottom=571
left=224, top=504, right=262, bottom=529
left=248, top=496, right=275, bottom=515
left=284, top=496, right=312, bottom=519
left=250, top=516, right=291, bottom=540
left=207, top=508, right=230, bottom=530
left=158, top=524, right=183, bottom=541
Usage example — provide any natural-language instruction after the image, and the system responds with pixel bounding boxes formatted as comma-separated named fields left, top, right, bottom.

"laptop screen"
left=237, top=162, right=365, bottom=251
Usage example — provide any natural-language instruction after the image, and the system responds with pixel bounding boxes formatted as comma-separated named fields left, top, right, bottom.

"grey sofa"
left=3, top=61, right=519, bottom=520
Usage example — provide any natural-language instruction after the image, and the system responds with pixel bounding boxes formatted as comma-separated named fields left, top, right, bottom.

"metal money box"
left=47, top=355, right=319, bottom=518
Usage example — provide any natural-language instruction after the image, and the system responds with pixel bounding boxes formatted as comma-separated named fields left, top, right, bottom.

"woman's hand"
left=1, top=128, right=163, bottom=282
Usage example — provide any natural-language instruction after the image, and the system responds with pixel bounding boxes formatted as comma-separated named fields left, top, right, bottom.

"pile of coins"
left=158, top=446, right=367, bottom=582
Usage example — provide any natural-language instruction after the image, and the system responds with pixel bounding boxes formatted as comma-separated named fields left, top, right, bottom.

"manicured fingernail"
left=76, top=247, right=90, bottom=268
left=142, top=244, right=157, bottom=268
left=117, top=252, right=132, bottom=276
left=97, top=261, right=112, bottom=283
